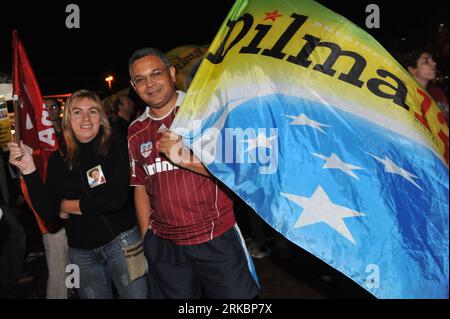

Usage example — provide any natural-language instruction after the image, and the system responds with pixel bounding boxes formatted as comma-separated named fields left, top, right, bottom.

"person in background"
left=44, top=98, right=66, bottom=150
left=110, top=95, right=135, bottom=139
left=38, top=97, right=71, bottom=299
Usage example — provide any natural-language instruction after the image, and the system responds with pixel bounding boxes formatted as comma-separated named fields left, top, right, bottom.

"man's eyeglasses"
left=45, top=103, right=59, bottom=110
left=132, top=68, right=167, bottom=88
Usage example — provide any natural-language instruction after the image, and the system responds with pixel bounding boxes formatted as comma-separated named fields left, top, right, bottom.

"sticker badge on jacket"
left=87, top=165, right=106, bottom=188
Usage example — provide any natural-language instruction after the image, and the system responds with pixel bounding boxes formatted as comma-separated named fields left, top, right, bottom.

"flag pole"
left=13, top=94, right=21, bottom=143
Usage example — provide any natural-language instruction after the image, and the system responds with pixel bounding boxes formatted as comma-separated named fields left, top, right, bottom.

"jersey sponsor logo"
left=144, top=157, right=179, bottom=176
left=157, top=124, right=168, bottom=133
left=140, top=141, right=153, bottom=158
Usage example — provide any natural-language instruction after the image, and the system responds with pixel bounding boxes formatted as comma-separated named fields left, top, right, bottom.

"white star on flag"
left=281, top=185, right=365, bottom=244
left=283, top=114, right=331, bottom=134
left=312, top=152, right=364, bottom=180
left=242, top=133, right=278, bottom=153
left=367, top=153, right=422, bottom=190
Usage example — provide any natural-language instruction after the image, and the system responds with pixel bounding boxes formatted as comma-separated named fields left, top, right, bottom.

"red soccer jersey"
left=128, top=91, right=236, bottom=245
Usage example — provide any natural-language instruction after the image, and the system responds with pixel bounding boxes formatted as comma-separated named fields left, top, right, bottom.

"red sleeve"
left=128, top=129, right=147, bottom=186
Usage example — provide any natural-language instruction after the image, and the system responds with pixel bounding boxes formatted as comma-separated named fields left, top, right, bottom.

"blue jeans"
left=70, top=226, right=148, bottom=299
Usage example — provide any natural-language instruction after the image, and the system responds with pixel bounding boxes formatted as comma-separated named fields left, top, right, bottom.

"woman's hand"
left=59, top=211, right=70, bottom=220
left=157, top=131, right=211, bottom=177
left=157, top=130, right=184, bottom=164
left=8, top=141, right=36, bottom=175
left=59, top=199, right=82, bottom=218
left=59, top=200, right=70, bottom=219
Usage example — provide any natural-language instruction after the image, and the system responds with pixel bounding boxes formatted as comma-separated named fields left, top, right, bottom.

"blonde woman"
left=9, top=90, right=148, bottom=299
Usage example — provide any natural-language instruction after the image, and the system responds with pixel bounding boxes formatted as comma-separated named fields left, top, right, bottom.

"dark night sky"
left=1, top=0, right=448, bottom=95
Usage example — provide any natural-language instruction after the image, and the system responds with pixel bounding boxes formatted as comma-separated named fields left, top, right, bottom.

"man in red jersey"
left=127, top=48, right=259, bottom=298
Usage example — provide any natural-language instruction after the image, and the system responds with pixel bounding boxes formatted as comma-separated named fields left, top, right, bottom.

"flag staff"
left=13, top=94, right=21, bottom=143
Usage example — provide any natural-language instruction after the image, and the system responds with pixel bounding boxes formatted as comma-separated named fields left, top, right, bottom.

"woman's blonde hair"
left=62, top=90, right=111, bottom=168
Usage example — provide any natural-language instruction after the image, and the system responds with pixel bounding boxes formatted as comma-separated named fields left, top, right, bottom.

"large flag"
left=171, top=0, right=449, bottom=298
left=12, top=30, right=59, bottom=233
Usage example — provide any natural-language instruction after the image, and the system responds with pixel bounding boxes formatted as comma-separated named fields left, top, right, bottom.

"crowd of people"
left=0, top=45, right=448, bottom=299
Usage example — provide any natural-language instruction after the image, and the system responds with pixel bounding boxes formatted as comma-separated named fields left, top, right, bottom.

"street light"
left=105, top=75, right=114, bottom=90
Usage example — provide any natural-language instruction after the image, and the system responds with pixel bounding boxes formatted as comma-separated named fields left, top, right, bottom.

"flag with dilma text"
left=170, top=0, right=449, bottom=298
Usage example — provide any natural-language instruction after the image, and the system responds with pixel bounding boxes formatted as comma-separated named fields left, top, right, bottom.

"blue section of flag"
left=189, top=94, right=449, bottom=298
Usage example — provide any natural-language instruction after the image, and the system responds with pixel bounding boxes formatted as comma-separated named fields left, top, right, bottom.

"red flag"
left=12, top=30, right=59, bottom=234
left=12, top=30, right=58, bottom=180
